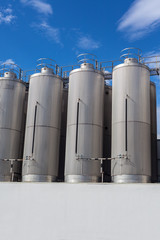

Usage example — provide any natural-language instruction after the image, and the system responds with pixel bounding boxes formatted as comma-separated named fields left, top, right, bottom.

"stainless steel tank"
left=103, top=85, right=112, bottom=182
left=58, top=87, right=68, bottom=181
left=111, top=57, right=151, bottom=183
left=150, top=81, right=157, bottom=182
left=65, top=62, right=104, bottom=183
left=22, top=66, right=63, bottom=182
left=0, top=70, right=26, bottom=181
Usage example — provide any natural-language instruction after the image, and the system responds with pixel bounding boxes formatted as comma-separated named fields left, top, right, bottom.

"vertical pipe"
left=103, top=85, right=112, bottom=182
left=32, top=104, right=37, bottom=154
left=150, top=82, right=158, bottom=182
left=75, top=99, right=80, bottom=154
left=111, top=58, right=151, bottom=183
left=125, top=98, right=128, bottom=152
left=19, top=69, right=22, bottom=80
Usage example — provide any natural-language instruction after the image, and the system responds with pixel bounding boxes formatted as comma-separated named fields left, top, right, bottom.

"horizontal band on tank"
left=0, top=176, right=13, bottom=181
left=112, top=175, right=151, bottom=183
left=0, top=159, right=22, bottom=161
left=67, top=123, right=103, bottom=128
left=0, top=127, right=21, bottom=132
left=65, top=175, right=100, bottom=183
left=0, top=174, right=21, bottom=181
left=112, top=121, right=150, bottom=125
left=70, top=69, right=104, bottom=76
left=31, top=74, right=62, bottom=80
left=26, top=125, right=61, bottom=130
left=0, top=78, right=26, bottom=85
left=113, top=63, right=150, bottom=72
left=22, top=174, right=57, bottom=182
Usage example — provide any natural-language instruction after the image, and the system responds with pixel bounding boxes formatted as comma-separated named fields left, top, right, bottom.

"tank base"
left=0, top=175, right=21, bottom=182
left=22, top=174, right=57, bottom=182
left=112, top=175, right=151, bottom=183
left=65, top=175, right=100, bottom=183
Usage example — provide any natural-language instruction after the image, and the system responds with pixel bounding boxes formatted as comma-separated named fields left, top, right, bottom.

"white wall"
left=0, top=183, right=160, bottom=240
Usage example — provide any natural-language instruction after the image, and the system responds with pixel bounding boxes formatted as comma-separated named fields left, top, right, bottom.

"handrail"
left=0, top=63, right=22, bottom=80
left=120, top=47, right=142, bottom=61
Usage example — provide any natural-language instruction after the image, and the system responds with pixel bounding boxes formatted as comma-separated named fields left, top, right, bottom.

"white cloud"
left=118, top=0, right=160, bottom=40
left=0, top=7, right=15, bottom=24
left=4, top=8, right=13, bottom=14
left=20, top=0, right=53, bottom=15
left=77, top=35, right=101, bottom=50
left=32, top=21, right=61, bottom=44
left=3, top=59, right=15, bottom=65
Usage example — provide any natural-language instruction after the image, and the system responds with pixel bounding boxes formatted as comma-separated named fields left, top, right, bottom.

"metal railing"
left=140, top=55, right=160, bottom=76
left=23, top=58, right=62, bottom=82
left=3, top=51, right=159, bottom=84
left=22, top=69, right=40, bottom=82
left=100, top=60, right=122, bottom=80
left=60, top=64, right=80, bottom=79
left=60, top=53, right=99, bottom=80
left=36, top=58, right=61, bottom=76
left=77, top=53, right=98, bottom=67
left=120, top=47, right=142, bottom=61
left=0, top=63, right=22, bottom=80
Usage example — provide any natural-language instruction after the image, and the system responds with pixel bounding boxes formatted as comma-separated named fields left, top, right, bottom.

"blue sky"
left=0, top=0, right=160, bottom=136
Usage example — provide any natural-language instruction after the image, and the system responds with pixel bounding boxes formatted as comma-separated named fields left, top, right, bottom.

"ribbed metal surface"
left=103, top=85, right=112, bottom=182
left=0, top=72, right=25, bottom=181
left=65, top=63, right=104, bottom=182
left=111, top=58, right=151, bottom=183
left=150, top=82, right=157, bottom=182
left=22, top=67, right=63, bottom=182
left=112, top=175, right=150, bottom=183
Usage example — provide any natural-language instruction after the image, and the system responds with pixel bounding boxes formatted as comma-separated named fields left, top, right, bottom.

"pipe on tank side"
left=111, top=58, right=151, bottom=183
left=150, top=81, right=158, bottom=182
left=58, top=88, right=68, bottom=182
left=103, top=80, right=157, bottom=183
left=22, top=67, right=63, bottom=182
left=65, top=63, right=104, bottom=183
left=0, top=71, right=26, bottom=181
left=103, top=85, right=112, bottom=182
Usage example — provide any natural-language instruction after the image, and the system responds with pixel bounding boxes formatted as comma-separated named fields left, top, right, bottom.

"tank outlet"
left=41, top=67, right=53, bottom=74
left=4, top=72, right=17, bottom=79
left=124, top=58, right=138, bottom=64
left=81, top=63, right=94, bottom=69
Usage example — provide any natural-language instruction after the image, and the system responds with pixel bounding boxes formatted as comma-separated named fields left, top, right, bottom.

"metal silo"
left=103, top=84, right=112, bottom=182
left=0, top=64, right=26, bottom=181
left=58, top=87, right=68, bottom=181
left=22, top=59, right=63, bottom=182
left=150, top=81, right=157, bottom=182
left=65, top=54, right=104, bottom=183
left=111, top=48, right=151, bottom=183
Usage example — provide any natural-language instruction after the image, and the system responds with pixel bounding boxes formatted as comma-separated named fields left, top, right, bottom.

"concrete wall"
left=0, top=183, right=160, bottom=240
